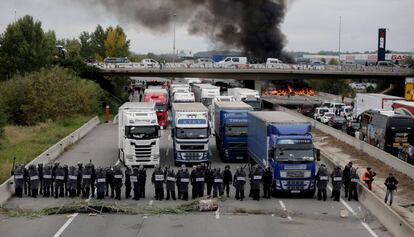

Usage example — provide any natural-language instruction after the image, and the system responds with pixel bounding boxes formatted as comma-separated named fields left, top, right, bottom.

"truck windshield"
left=155, top=104, right=166, bottom=112
left=176, top=128, right=208, bottom=139
left=275, top=149, right=314, bottom=163
left=242, top=99, right=262, bottom=110
left=125, top=126, right=159, bottom=140
left=225, top=126, right=248, bottom=137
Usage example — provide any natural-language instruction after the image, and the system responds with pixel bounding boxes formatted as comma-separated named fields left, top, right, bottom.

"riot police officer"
left=263, top=167, right=272, bottom=199
left=251, top=165, right=263, bottom=201
left=223, top=165, right=232, bottom=198
left=51, top=162, right=59, bottom=196
left=23, top=165, right=30, bottom=196
left=213, top=168, right=224, bottom=198
left=37, top=163, right=43, bottom=195
left=13, top=164, right=24, bottom=198
left=105, top=166, right=114, bottom=198
left=113, top=165, right=123, bottom=200
left=138, top=165, right=147, bottom=198
left=194, top=165, right=205, bottom=198
left=125, top=166, right=132, bottom=199
left=331, top=166, right=343, bottom=202
left=177, top=165, right=190, bottom=201
left=76, top=162, right=83, bottom=197
left=131, top=168, right=140, bottom=200
left=234, top=167, right=247, bottom=201
left=348, top=167, right=359, bottom=201
left=205, top=167, right=214, bottom=196
left=54, top=165, right=65, bottom=198
left=42, top=164, right=52, bottom=197
left=165, top=167, right=176, bottom=200
left=190, top=165, right=197, bottom=198
left=316, top=164, right=329, bottom=201
left=68, top=166, right=78, bottom=198
left=62, top=164, right=69, bottom=197
left=82, top=163, right=93, bottom=198
left=89, top=162, right=96, bottom=198
left=95, top=167, right=106, bottom=200
left=28, top=164, right=40, bottom=198
left=152, top=165, right=165, bottom=200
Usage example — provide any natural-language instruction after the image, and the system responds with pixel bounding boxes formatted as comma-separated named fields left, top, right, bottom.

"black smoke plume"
left=78, top=0, right=290, bottom=62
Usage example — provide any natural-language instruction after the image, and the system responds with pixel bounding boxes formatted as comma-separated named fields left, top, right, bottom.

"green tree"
left=79, top=31, right=94, bottom=60
left=0, top=15, right=55, bottom=80
left=104, top=26, right=130, bottom=57
left=91, top=25, right=106, bottom=60
left=328, top=58, right=339, bottom=65
left=66, top=39, right=81, bottom=59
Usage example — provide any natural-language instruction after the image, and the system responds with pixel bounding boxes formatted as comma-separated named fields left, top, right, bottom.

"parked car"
left=320, top=112, right=335, bottom=124
left=328, top=116, right=347, bottom=129
left=314, top=107, right=332, bottom=121
left=397, top=145, right=414, bottom=165
left=140, top=59, right=159, bottom=68
left=342, top=120, right=361, bottom=136
left=298, top=104, right=315, bottom=117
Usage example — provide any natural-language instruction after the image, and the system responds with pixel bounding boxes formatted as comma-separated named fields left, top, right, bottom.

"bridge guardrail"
left=0, top=116, right=100, bottom=204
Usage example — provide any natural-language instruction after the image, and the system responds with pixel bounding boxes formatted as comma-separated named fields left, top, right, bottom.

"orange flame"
left=262, top=87, right=315, bottom=96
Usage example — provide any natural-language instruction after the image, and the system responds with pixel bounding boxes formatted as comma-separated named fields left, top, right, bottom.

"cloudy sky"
left=0, top=0, right=413, bottom=54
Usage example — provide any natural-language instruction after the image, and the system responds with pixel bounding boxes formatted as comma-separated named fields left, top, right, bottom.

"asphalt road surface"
left=0, top=122, right=393, bottom=237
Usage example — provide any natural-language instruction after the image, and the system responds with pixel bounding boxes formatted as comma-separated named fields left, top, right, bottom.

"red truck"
left=144, top=88, right=169, bottom=129
left=393, top=101, right=414, bottom=117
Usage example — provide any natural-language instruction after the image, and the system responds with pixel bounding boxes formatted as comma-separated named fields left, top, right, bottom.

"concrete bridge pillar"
left=254, top=80, right=263, bottom=93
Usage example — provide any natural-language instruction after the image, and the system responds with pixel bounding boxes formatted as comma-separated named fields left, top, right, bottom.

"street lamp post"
left=338, top=16, right=342, bottom=62
left=173, top=13, right=176, bottom=63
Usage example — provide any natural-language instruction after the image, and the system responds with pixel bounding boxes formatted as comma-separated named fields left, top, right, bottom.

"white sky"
left=0, top=0, right=413, bottom=54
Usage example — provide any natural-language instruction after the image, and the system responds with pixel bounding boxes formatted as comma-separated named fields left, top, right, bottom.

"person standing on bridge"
left=113, top=165, right=124, bottom=200
left=362, top=167, right=376, bottom=191
left=152, top=165, right=165, bottom=200
left=384, top=173, right=398, bottom=206
left=316, top=164, right=329, bottom=201
left=223, top=165, right=233, bottom=198
left=331, top=166, right=343, bottom=202
left=138, top=165, right=147, bottom=198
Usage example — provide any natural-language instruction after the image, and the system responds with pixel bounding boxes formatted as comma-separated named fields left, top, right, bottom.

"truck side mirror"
left=316, top=149, right=321, bottom=161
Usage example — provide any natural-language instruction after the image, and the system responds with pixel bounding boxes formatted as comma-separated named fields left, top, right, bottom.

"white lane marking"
left=166, top=146, right=169, bottom=157
left=279, top=200, right=292, bottom=221
left=52, top=213, right=78, bottom=237
left=168, top=134, right=171, bottom=141
left=361, top=222, right=379, bottom=237
left=215, top=208, right=220, bottom=219
left=209, top=150, right=212, bottom=156
left=327, top=186, right=377, bottom=237
left=149, top=200, right=153, bottom=206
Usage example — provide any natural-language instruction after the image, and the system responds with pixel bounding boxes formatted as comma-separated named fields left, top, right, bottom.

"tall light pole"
left=338, top=16, right=342, bottom=61
left=173, top=13, right=177, bottom=63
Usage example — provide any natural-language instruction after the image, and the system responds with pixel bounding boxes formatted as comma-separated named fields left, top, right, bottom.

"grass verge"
left=0, top=115, right=92, bottom=183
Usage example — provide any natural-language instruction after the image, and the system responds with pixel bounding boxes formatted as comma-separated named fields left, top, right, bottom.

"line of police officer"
left=12, top=162, right=274, bottom=201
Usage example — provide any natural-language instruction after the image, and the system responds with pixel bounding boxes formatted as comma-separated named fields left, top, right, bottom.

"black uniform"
left=233, top=168, right=247, bottom=201
left=82, top=164, right=93, bottom=198
left=90, top=163, right=96, bottom=198
left=331, top=167, right=343, bottom=202
left=205, top=168, right=214, bottom=196
left=177, top=168, right=190, bottom=201
left=131, top=168, right=140, bottom=200
left=165, top=169, right=176, bottom=200
left=124, top=167, right=132, bottom=199
left=113, top=166, right=123, bottom=200
left=67, top=166, right=78, bottom=198
left=262, top=167, right=272, bottom=199
left=251, top=167, right=263, bottom=201
left=76, top=163, right=83, bottom=196
left=193, top=167, right=205, bottom=199
left=152, top=167, right=165, bottom=200
left=348, top=167, right=359, bottom=201
left=138, top=167, right=147, bottom=198
left=213, top=169, right=224, bottom=197
left=37, top=164, right=43, bottom=195
left=105, top=166, right=114, bottom=197
left=95, top=168, right=106, bottom=200
left=342, top=163, right=352, bottom=198
left=13, top=164, right=24, bottom=198
left=54, top=166, right=65, bottom=198
left=28, top=165, right=40, bottom=198
left=23, top=166, right=30, bottom=196
left=51, top=163, right=59, bottom=196
left=223, top=166, right=232, bottom=197
left=63, top=165, right=69, bottom=197
left=190, top=168, right=197, bottom=198
left=42, top=165, right=52, bottom=197
left=316, top=165, right=329, bottom=201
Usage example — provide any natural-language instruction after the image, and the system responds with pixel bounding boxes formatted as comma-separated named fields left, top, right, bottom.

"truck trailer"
left=118, top=102, right=161, bottom=167
left=354, top=93, right=405, bottom=118
left=228, top=88, right=263, bottom=111
left=172, top=103, right=210, bottom=166
left=214, top=101, right=253, bottom=161
left=143, top=88, right=169, bottom=129
left=191, top=84, right=220, bottom=107
left=247, top=111, right=320, bottom=196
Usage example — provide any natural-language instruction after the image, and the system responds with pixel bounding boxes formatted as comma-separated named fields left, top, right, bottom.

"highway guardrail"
left=0, top=116, right=100, bottom=204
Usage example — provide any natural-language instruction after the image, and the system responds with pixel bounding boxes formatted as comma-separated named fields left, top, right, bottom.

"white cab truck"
left=354, top=93, right=405, bottom=118
left=172, top=92, right=195, bottom=103
left=227, top=87, right=262, bottom=110
left=191, top=84, right=221, bottom=107
left=209, top=96, right=236, bottom=133
left=118, top=102, right=161, bottom=167
left=172, top=103, right=210, bottom=166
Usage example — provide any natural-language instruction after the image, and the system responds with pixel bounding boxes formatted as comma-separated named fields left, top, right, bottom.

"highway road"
left=0, top=123, right=392, bottom=237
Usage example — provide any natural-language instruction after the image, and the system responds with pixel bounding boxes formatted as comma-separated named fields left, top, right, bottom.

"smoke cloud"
left=79, top=0, right=290, bottom=62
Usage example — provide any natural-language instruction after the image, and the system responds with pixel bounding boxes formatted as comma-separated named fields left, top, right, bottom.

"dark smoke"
left=78, top=0, right=290, bottom=62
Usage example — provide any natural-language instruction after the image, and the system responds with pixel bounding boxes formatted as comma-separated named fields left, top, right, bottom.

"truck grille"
left=133, top=143, right=154, bottom=161
left=181, top=145, right=204, bottom=150
left=286, top=170, right=305, bottom=178
left=286, top=180, right=305, bottom=190
left=182, top=152, right=203, bottom=160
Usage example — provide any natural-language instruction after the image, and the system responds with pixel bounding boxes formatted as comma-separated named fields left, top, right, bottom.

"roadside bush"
left=0, top=66, right=102, bottom=125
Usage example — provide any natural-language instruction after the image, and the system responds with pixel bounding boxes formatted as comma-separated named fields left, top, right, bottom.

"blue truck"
left=214, top=101, right=253, bottom=161
left=247, top=111, right=320, bottom=196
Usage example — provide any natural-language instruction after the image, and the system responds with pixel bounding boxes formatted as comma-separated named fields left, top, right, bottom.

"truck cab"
left=118, top=102, right=161, bottom=167
left=172, top=103, right=210, bottom=166
left=144, top=88, right=169, bottom=129
left=172, top=92, right=195, bottom=103
left=228, top=88, right=263, bottom=111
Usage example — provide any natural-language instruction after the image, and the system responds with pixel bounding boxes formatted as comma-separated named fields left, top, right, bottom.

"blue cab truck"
left=247, top=111, right=320, bottom=196
left=214, top=101, right=253, bottom=161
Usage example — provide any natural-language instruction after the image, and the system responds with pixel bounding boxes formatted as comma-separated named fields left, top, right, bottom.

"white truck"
left=209, top=96, right=236, bottom=134
left=172, top=92, right=195, bottom=103
left=191, top=84, right=220, bottom=106
left=354, top=93, right=405, bottom=118
left=217, top=57, right=247, bottom=68
left=172, top=103, right=210, bottom=166
left=227, top=87, right=262, bottom=111
left=118, top=102, right=161, bottom=167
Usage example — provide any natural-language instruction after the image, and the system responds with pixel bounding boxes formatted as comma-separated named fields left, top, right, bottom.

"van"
left=266, top=58, right=283, bottom=68
left=217, top=57, right=247, bottom=68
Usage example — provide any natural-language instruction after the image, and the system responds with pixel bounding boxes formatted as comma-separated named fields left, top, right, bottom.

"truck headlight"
left=304, top=171, right=311, bottom=178
left=280, top=171, right=287, bottom=178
